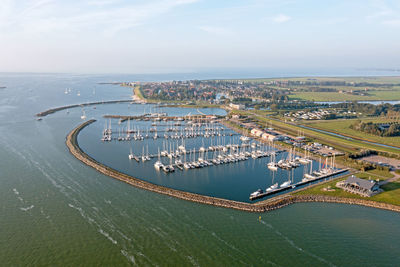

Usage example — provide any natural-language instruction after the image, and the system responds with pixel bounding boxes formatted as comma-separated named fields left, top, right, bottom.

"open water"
left=1, top=73, right=400, bottom=266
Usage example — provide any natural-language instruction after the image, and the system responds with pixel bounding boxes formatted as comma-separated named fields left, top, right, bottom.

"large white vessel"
left=280, top=180, right=291, bottom=188
left=250, top=189, right=263, bottom=198
left=266, top=183, right=278, bottom=192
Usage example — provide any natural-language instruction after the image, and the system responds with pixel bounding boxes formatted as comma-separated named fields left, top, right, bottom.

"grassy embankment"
left=302, top=118, right=400, bottom=148
left=294, top=172, right=400, bottom=206
left=133, top=85, right=145, bottom=100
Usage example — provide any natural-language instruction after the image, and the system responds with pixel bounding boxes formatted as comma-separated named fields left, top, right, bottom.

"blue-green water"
left=1, top=73, right=400, bottom=266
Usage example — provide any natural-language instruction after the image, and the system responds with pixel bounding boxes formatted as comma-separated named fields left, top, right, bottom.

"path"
left=380, top=171, right=400, bottom=185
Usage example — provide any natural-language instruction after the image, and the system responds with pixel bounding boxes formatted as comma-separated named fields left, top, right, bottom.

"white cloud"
left=0, top=0, right=200, bottom=36
left=271, top=14, right=291, bottom=23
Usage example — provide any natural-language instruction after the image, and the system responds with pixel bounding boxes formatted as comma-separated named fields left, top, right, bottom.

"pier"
left=103, top=114, right=225, bottom=122
left=249, top=168, right=348, bottom=201
left=36, top=99, right=133, bottom=117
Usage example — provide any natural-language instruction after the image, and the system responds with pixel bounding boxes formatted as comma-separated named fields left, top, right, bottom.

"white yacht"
left=154, top=161, right=163, bottom=170
left=154, top=149, right=163, bottom=170
left=266, top=183, right=278, bottom=192
left=80, top=109, right=86, bottom=120
left=268, top=162, right=278, bottom=171
left=250, top=189, right=263, bottom=198
left=280, top=180, right=291, bottom=188
left=128, top=148, right=134, bottom=160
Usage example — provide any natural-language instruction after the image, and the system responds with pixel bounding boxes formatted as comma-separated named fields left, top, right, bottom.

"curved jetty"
left=36, top=99, right=133, bottom=117
left=66, top=120, right=400, bottom=213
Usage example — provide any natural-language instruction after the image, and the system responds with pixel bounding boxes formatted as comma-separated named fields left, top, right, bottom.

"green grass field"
left=133, top=85, right=145, bottom=100
left=224, top=76, right=400, bottom=83
left=288, top=89, right=400, bottom=101
left=294, top=173, right=400, bottom=206
left=246, top=112, right=400, bottom=154
left=302, top=118, right=400, bottom=147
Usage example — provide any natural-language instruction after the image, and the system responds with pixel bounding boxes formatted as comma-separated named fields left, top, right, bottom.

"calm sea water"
left=1, top=73, right=400, bottom=266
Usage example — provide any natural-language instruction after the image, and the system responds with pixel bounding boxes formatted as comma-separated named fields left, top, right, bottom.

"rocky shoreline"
left=66, top=120, right=400, bottom=213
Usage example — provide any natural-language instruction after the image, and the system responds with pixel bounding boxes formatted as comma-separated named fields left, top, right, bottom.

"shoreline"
left=66, top=120, right=400, bottom=213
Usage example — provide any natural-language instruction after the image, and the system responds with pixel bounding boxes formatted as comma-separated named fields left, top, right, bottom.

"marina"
left=74, top=104, right=345, bottom=203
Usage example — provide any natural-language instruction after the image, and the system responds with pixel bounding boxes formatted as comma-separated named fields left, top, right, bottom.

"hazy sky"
left=1, top=0, right=399, bottom=73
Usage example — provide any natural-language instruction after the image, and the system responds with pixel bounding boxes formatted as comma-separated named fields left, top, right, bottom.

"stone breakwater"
left=36, top=99, right=132, bottom=117
left=66, top=120, right=400, bottom=213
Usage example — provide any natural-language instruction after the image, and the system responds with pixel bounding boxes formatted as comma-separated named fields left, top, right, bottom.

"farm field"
left=234, top=76, right=400, bottom=84
left=302, top=118, right=400, bottom=148
left=288, top=89, right=400, bottom=101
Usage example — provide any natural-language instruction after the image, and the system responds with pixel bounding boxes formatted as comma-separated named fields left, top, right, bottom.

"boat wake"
left=121, top=249, right=136, bottom=265
left=99, top=229, right=118, bottom=245
left=20, top=205, right=34, bottom=211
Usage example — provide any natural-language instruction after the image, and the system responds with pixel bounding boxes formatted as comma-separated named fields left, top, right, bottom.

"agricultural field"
left=288, top=88, right=400, bottom=101
left=237, top=76, right=400, bottom=84
left=302, top=118, right=400, bottom=148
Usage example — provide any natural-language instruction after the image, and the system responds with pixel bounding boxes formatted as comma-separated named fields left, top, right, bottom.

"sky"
left=0, top=0, right=399, bottom=74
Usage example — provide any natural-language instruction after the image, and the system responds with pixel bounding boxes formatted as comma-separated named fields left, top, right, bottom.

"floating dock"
left=250, top=168, right=348, bottom=201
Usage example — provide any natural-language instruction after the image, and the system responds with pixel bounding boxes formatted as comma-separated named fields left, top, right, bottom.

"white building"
left=229, top=103, right=245, bottom=110
left=251, top=128, right=264, bottom=137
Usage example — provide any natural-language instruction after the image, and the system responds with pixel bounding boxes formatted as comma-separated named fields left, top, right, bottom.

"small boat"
left=267, top=162, right=278, bottom=171
left=250, top=189, right=263, bottom=198
left=162, top=165, right=175, bottom=173
left=266, top=183, right=278, bottom=192
left=280, top=180, right=291, bottom=188
left=154, top=161, right=163, bottom=170
left=80, top=109, right=86, bottom=120
left=128, top=148, right=134, bottom=160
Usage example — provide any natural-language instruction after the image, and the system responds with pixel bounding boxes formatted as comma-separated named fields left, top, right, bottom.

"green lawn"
left=294, top=173, right=400, bottom=206
left=365, top=169, right=394, bottom=179
left=302, top=118, right=400, bottom=148
left=230, top=76, right=400, bottom=84
left=288, top=90, right=400, bottom=101
left=133, top=85, right=145, bottom=100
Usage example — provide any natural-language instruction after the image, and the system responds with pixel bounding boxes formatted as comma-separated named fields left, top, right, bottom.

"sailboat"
left=128, top=147, right=134, bottom=160
left=80, top=109, right=86, bottom=120
left=267, top=152, right=278, bottom=171
left=280, top=172, right=292, bottom=188
left=154, top=148, right=164, bottom=170
left=183, top=150, right=191, bottom=169
left=266, top=171, right=278, bottom=192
